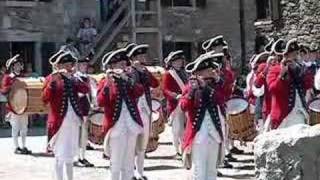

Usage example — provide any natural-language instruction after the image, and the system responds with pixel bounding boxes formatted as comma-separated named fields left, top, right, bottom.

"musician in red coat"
left=42, top=51, right=89, bottom=180
left=267, top=39, right=314, bottom=129
left=254, top=39, right=284, bottom=132
left=97, top=48, right=144, bottom=180
left=162, top=50, right=189, bottom=156
left=127, top=44, right=159, bottom=180
left=202, top=36, right=242, bottom=163
left=181, top=52, right=226, bottom=180
left=73, top=57, right=95, bottom=167
left=44, top=50, right=65, bottom=153
left=0, top=54, right=31, bottom=155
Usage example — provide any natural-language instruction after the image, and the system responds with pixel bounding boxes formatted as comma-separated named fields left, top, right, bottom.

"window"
left=256, top=0, right=281, bottom=21
left=161, top=0, right=206, bottom=8
left=162, top=41, right=192, bottom=63
left=256, top=0, right=270, bottom=20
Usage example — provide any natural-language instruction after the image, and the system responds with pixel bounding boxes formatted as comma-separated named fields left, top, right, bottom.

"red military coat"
left=267, top=64, right=313, bottom=128
left=180, top=82, right=225, bottom=151
left=0, top=73, right=25, bottom=113
left=245, top=71, right=256, bottom=106
left=254, top=63, right=271, bottom=118
left=221, top=67, right=235, bottom=102
left=134, top=68, right=159, bottom=108
left=162, top=71, right=185, bottom=115
left=42, top=74, right=90, bottom=137
left=97, top=77, right=144, bottom=136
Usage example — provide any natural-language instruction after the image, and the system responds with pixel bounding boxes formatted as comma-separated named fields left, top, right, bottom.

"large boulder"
left=255, top=124, right=320, bottom=180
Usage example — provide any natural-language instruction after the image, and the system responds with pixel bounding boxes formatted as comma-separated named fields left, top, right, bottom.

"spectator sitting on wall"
left=60, top=38, right=81, bottom=59
left=77, top=17, right=97, bottom=56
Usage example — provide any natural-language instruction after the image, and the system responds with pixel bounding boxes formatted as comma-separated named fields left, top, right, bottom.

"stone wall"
left=0, top=0, right=98, bottom=43
left=256, top=0, right=320, bottom=50
left=161, top=0, right=257, bottom=69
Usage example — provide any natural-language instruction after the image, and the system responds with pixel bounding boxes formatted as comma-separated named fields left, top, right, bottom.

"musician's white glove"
left=176, top=94, right=182, bottom=100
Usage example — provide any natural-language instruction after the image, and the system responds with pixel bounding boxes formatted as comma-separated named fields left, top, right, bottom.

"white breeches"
left=8, top=113, right=28, bottom=148
left=79, top=117, right=89, bottom=160
left=170, top=108, right=185, bottom=154
left=109, top=129, right=138, bottom=180
left=55, top=158, right=73, bottom=180
left=135, top=110, right=150, bottom=178
left=191, top=137, right=219, bottom=180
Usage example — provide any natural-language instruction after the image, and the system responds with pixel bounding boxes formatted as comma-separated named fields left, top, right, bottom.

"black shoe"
left=225, top=153, right=237, bottom=162
left=230, top=147, right=244, bottom=154
left=86, top=144, right=94, bottom=151
left=14, top=147, right=23, bottom=154
left=21, top=147, right=32, bottom=155
left=79, top=159, right=94, bottom=167
left=217, top=171, right=223, bottom=177
left=102, top=153, right=110, bottom=160
left=175, top=153, right=182, bottom=160
left=140, top=176, right=148, bottom=180
left=221, top=160, right=233, bottom=168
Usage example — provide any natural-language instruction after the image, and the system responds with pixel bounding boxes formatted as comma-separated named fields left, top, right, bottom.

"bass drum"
left=226, top=97, right=257, bottom=141
left=308, top=98, right=320, bottom=126
left=8, top=77, right=48, bottom=115
left=88, top=112, right=104, bottom=145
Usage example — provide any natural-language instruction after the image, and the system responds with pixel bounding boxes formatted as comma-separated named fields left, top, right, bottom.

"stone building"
left=255, top=0, right=320, bottom=51
left=160, top=0, right=257, bottom=70
left=0, top=0, right=98, bottom=75
left=0, top=0, right=260, bottom=75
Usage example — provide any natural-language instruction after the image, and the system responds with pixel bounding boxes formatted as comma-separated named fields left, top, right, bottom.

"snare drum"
left=146, top=99, right=163, bottom=153
left=151, top=99, right=165, bottom=135
left=226, top=97, right=257, bottom=141
left=308, top=98, right=320, bottom=126
left=88, top=113, right=104, bottom=145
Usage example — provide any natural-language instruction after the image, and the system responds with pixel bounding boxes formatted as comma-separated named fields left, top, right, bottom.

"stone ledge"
left=0, top=1, right=38, bottom=7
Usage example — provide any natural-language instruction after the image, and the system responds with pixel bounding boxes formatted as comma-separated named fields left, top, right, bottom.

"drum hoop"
left=226, top=97, right=249, bottom=115
left=308, top=98, right=320, bottom=113
left=8, top=81, right=28, bottom=115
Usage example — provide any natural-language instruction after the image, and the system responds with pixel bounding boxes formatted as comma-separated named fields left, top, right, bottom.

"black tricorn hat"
left=56, top=51, right=77, bottom=64
left=185, top=52, right=223, bottom=73
left=284, top=38, right=300, bottom=54
left=102, top=48, right=129, bottom=67
left=202, top=35, right=227, bottom=52
left=164, top=50, right=185, bottom=64
left=271, top=39, right=286, bottom=55
left=127, top=44, right=149, bottom=58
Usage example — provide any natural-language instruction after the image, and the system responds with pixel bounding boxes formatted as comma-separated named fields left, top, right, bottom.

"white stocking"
left=55, top=159, right=64, bottom=180
left=65, top=163, right=73, bottom=180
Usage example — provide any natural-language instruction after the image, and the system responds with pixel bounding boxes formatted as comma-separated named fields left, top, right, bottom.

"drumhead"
left=8, top=80, right=28, bottom=115
left=90, top=113, right=104, bottom=125
left=309, top=99, right=320, bottom=113
left=152, top=111, right=160, bottom=122
left=226, top=98, right=249, bottom=115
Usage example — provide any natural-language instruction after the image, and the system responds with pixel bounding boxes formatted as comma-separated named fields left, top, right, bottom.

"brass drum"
left=8, top=77, right=48, bottom=115
left=226, top=97, right=257, bottom=141
left=308, top=98, right=320, bottom=126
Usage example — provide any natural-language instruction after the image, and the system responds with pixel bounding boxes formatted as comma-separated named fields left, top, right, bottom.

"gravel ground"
left=0, top=125, right=255, bottom=180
